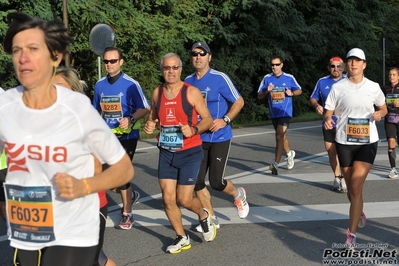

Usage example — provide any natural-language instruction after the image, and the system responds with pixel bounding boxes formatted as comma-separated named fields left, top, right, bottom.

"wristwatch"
left=193, top=126, right=199, bottom=134
left=130, top=117, right=136, bottom=124
left=223, top=115, right=231, bottom=125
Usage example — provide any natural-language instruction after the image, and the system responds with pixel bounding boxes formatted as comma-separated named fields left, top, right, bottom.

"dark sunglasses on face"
left=191, top=51, right=207, bottom=57
left=162, top=65, right=181, bottom=71
left=271, top=63, right=282, bottom=67
left=330, top=64, right=341, bottom=69
left=104, top=59, right=120, bottom=64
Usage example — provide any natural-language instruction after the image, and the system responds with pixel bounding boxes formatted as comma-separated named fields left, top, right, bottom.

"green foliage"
left=0, top=0, right=398, bottom=122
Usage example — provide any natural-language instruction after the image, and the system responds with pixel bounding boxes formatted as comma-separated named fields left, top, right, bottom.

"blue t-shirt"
left=257, top=72, right=301, bottom=118
left=185, top=68, right=241, bottom=143
left=310, top=74, right=346, bottom=127
left=93, top=72, right=150, bottom=140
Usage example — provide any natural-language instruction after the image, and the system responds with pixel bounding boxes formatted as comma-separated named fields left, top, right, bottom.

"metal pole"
left=383, top=37, right=386, bottom=86
left=98, top=56, right=101, bottom=80
left=63, top=0, right=70, bottom=67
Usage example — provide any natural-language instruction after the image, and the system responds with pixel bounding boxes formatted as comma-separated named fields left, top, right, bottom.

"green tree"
left=0, top=0, right=398, bottom=123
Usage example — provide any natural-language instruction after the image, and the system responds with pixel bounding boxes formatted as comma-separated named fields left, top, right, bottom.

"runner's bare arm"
left=55, top=153, right=133, bottom=200
left=225, top=96, right=244, bottom=121
left=210, top=96, right=244, bottom=132
left=373, top=104, right=387, bottom=121
left=144, top=89, right=159, bottom=134
left=324, top=109, right=335, bottom=130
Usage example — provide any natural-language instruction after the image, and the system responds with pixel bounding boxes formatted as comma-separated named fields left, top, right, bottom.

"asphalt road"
left=1, top=120, right=399, bottom=266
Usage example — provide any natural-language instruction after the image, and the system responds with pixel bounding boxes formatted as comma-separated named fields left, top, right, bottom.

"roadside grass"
left=139, top=112, right=322, bottom=140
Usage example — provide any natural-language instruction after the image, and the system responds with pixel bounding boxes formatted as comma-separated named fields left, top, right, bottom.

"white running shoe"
left=339, top=177, right=347, bottom=193
left=199, top=208, right=216, bottom=242
left=286, top=150, right=296, bottom=170
left=166, top=235, right=191, bottom=254
left=234, top=187, right=249, bottom=219
left=332, top=176, right=341, bottom=191
left=388, top=168, right=398, bottom=179
left=195, top=216, right=220, bottom=233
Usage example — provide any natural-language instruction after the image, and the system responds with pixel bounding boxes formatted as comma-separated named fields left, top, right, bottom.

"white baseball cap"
left=346, top=48, right=366, bottom=61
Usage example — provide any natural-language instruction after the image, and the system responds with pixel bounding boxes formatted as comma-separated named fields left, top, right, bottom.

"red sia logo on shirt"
left=4, top=142, right=67, bottom=173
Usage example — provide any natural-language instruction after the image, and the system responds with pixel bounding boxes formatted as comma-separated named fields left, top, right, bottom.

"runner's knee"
left=118, top=182, right=131, bottom=190
left=209, top=181, right=227, bottom=192
left=194, top=182, right=206, bottom=191
left=177, top=195, right=192, bottom=208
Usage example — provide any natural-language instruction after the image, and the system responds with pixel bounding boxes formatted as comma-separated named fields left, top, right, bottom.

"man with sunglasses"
left=185, top=42, right=249, bottom=233
left=310, top=57, right=347, bottom=192
left=257, top=56, right=302, bottom=175
left=93, top=47, right=150, bottom=230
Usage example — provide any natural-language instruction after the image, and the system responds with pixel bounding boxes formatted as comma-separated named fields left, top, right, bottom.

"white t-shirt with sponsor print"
left=325, top=77, right=385, bottom=145
left=0, top=85, right=126, bottom=250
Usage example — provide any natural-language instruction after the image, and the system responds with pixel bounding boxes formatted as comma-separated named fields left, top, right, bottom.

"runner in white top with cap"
left=324, top=48, right=387, bottom=247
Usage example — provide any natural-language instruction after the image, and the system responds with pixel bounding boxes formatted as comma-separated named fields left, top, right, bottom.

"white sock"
left=234, top=187, right=244, bottom=200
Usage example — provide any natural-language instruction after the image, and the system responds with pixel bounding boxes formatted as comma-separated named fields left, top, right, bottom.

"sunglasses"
left=330, top=64, right=341, bottom=69
left=104, top=59, right=120, bottom=64
left=162, top=65, right=181, bottom=71
left=271, top=63, right=282, bottom=67
left=191, top=51, right=208, bottom=57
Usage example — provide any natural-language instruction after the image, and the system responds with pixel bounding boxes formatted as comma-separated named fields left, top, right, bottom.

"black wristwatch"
left=223, top=115, right=231, bottom=125
left=130, top=117, right=136, bottom=124
left=193, top=126, right=199, bottom=134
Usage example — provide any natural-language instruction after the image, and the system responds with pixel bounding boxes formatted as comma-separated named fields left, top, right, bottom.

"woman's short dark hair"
left=3, top=12, right=73, bottom=60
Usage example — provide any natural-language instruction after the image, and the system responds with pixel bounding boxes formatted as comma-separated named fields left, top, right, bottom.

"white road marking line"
left=107, top=201, right=399, bottom=227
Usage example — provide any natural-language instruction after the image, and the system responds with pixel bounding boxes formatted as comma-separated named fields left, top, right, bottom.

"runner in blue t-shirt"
left=310, top=56, right=347, bottom=192
left=257, top=56, right=302, bottom=175
left=93, top=47, right=150, bottom=230
left=185, top=42, right=249, bottom=232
